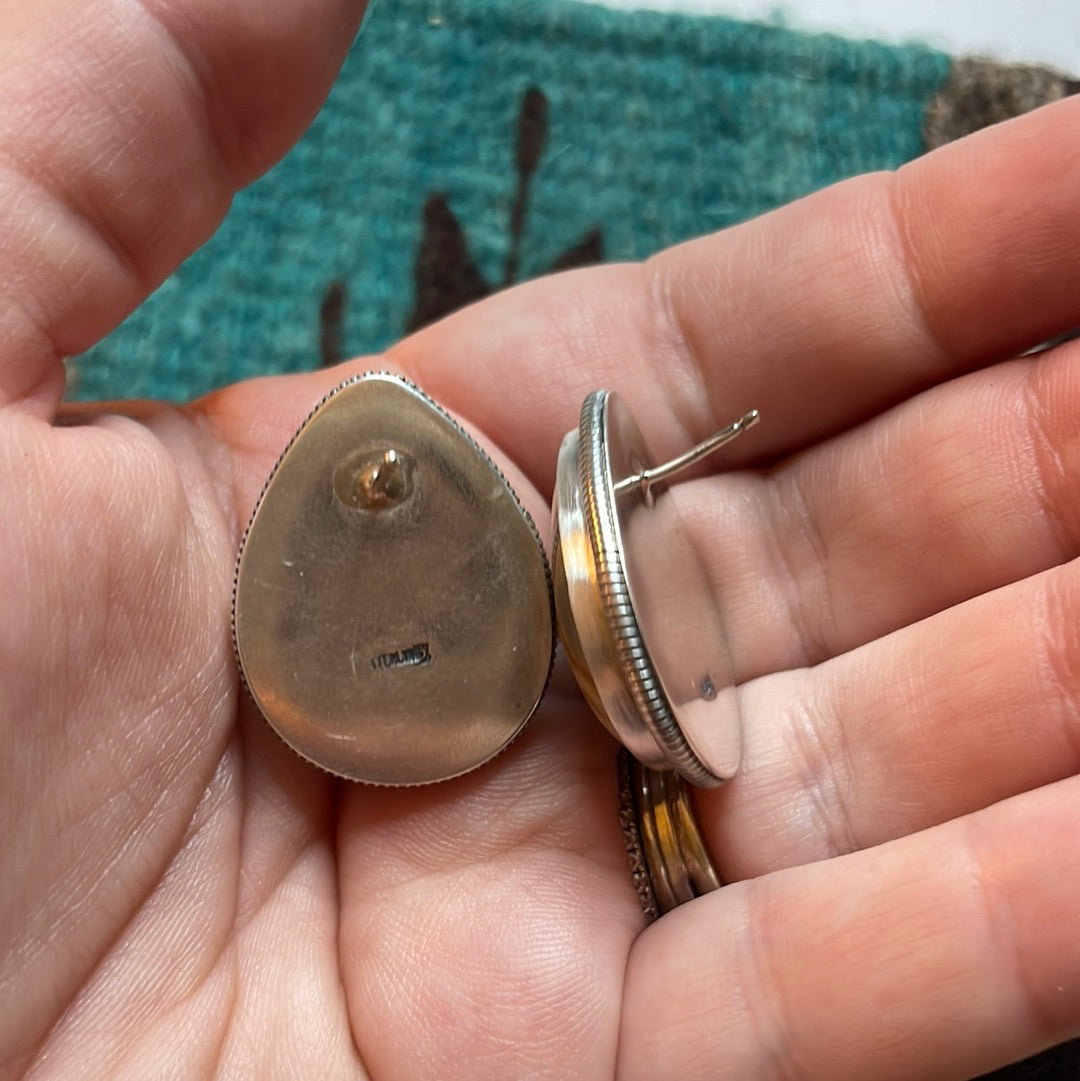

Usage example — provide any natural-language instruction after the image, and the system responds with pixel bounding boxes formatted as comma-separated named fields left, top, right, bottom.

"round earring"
left=552, top=389, right=758, bottom=788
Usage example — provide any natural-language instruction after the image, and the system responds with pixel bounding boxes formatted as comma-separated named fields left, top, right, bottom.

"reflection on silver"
left=554, top=391, right=759, bottom=788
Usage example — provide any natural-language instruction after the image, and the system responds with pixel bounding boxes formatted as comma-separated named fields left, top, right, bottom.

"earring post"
left=615, top=408, right=760, bottom=498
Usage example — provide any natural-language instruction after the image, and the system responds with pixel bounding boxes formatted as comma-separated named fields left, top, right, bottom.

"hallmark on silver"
left=371, top=642, right=432, bottom=671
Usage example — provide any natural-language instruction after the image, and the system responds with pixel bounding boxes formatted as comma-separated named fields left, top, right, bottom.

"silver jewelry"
left=233, top=373, right=554, bottom=786
left=553, top=390, right=758, bottom=787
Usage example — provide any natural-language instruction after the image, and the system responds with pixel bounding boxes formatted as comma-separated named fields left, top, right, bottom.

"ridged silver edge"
left=578, top=391, right=721, bottom=788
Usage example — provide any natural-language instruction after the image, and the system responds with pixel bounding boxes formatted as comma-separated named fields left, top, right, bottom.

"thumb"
left=0, top=0, right=369, bottom=416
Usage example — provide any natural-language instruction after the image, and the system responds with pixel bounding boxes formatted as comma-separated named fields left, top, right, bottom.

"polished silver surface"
left=554, top=390, right=758, bottom=787
left=234, top=373, right=554, bottom=786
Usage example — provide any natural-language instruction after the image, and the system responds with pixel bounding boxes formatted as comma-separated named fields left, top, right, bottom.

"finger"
left=0, top=0, right=368, bottom=414
left=680, top=338, right=1080, bottom=680
left=394, top=95, right=1080, bottom=495
left=621, top=777, right=1080, bottom=1081
left=695, top=553, right=1080, bottom=881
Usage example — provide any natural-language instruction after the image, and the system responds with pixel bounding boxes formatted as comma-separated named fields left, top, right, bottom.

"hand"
left=3, top=3, right=1079, bottom=1078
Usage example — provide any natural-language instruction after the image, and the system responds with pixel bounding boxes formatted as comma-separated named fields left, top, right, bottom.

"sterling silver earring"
left=232, top=373, right=554, bottom=786
left=553, top=390, right=758, bottom=787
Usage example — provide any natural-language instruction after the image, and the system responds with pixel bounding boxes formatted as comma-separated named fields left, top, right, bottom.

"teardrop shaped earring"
left=552, top=389, right=759, bottom=788
left=232, top=372, right=555, bottom=786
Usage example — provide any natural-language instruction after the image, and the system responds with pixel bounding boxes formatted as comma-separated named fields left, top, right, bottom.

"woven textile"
left=73, top=0, right=950, bottom=401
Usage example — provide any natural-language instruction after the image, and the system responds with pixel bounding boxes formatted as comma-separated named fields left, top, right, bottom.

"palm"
left=2, top=388, right=643, bottom=1077
left=4, top=3, right=1080, bottom=1079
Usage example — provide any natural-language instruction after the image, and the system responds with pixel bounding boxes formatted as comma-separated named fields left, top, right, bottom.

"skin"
left=1, top=2, right=1079, bottom=1078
